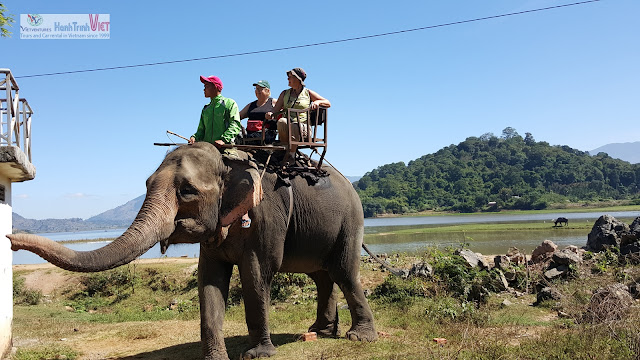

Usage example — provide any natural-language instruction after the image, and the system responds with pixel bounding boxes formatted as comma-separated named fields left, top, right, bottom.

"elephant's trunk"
left=7, top=176, right=178, bottom=272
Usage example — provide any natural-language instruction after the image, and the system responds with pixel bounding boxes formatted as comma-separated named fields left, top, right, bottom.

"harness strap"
left=286, top=186, right=294, bottom=230
left=259, top=153, right=272, bottom=182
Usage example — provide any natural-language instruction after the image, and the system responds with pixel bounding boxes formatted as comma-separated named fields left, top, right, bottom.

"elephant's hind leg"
left=307, top=270, right=339, bottom=337
left=330, top=267, right=378, bottom=342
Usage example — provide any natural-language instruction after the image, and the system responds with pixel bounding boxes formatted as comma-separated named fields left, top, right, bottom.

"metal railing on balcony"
left=0, top=69, right=33, bottom=162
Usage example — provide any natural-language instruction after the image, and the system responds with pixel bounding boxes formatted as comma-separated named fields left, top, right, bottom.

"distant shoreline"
left=370, top=204, right=640, bottom=218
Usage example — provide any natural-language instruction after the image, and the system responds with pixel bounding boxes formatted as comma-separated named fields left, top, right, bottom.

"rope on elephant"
left=258, top=152, right=272, bottom=183
left=315, top=153, right=350, bottom=184
left=361, top=243, right=406, bottom=277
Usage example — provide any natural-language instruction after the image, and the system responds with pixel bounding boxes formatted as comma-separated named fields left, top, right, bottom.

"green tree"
left=524, top=132, right=535, bottom=144
left=1, top=3, right=14, bottom=37
left=501, top=127, right=520, bottom=140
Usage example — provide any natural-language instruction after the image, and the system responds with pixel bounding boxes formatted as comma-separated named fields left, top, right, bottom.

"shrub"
left=424, top=297, right=480, bottom=323
left=270, top=273, right=312, bottom=302
left=175, top=299, right=197, bottom=313
left=13, top=276, right=43, bottom=306
left=146, top=270, right=181, bottom=293
left=81, top=267, right=137, bottom=297
left=431, top=251, right=483, bottom=301
left=66, top=266, right=139, bottom=311
left=591, top=248, right=620, bottom=274
left=371, top=274, right=431, bottom=305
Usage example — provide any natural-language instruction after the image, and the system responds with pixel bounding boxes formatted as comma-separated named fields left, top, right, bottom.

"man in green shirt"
left=189, top=75, right=241, bottom=149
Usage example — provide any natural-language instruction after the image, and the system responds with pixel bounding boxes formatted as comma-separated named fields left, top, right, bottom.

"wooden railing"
left=0, top=69, right=33, bottom=162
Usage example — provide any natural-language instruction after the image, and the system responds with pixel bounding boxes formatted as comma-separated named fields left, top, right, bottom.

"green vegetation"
left=14, top=345, right=79, bottom=360
left=13, top=276, right=43, bottom=306
left=356, top=128, right=640, bottom=216
left=0, top=3, right=14, bottom=38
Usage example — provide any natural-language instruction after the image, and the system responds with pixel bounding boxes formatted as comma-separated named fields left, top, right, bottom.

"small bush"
left=13, top=276, right=43, bottom=306
left=66, top=266, right=139, bottom=311
left=175, top=299, right=197, bottom=313
left=13, top=275, right=25, bottom=297
left=431, top=250, right=493, bottom=302
left=81, top=267, right=137, bottom=297
left=424, top=297, right=479, bottom=323
left=183, top=268, right=198, bottom=292
left=591, top=248, right=620, bottom=274
left=270, top=273, right=312, bottom=302
left=371, top=275, right=431, bottom=305
left=147, top=273, right=181, bottom=293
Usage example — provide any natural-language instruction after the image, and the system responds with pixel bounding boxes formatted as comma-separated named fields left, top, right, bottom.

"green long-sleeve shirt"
left=192, top=95, right=241, bottom=144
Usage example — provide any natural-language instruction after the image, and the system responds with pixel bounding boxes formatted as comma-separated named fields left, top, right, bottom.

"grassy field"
left=11, top=247, right=640, bottom=360
left=368, top=221, right=596, bottom=235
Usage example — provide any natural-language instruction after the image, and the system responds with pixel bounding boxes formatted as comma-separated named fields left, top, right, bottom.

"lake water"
left=12, top=210, right=639, bottom=265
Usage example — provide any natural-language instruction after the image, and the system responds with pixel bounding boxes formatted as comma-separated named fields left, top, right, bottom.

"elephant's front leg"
left=238, top=253, right=277, bottom=359
left=199, top=256, right=233, bottom=360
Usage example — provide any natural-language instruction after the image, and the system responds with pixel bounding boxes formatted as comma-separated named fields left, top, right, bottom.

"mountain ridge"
left=589, top=141, right=640, bottom=164
left=13, top=195, right=145, bottom=233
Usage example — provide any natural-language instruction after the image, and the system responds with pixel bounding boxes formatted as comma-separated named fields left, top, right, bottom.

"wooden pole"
left=166, top=130, right=189, bottom=141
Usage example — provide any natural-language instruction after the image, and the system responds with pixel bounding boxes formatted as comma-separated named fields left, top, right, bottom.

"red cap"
left=200, top=75, right=223, bottom=91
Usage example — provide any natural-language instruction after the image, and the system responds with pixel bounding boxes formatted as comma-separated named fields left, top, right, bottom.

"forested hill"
left=354, top=129, right=640, bottom=217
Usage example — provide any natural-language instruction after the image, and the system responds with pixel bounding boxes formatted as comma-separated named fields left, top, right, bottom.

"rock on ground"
left=532, top=240, right=557, bottom=263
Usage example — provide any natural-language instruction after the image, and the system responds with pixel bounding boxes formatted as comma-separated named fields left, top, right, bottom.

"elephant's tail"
left=361, top=243, right=406, bottom=277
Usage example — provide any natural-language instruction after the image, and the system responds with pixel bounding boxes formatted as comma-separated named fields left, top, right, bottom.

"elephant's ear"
left=219, top=159, right=263, bottom=227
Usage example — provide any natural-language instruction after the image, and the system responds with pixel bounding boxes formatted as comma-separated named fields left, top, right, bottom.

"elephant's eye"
left=178, top=184, right=198, bottom=200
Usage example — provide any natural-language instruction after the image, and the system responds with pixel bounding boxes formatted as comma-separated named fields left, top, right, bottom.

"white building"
left=0, top=69, right=35, bottom=358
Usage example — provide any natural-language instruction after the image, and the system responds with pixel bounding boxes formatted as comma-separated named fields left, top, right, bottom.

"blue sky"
left=2, top=0, right=638, bottom=220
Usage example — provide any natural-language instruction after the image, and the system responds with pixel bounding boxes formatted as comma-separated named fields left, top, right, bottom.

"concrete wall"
left=0, top=174, right=12, bottom=358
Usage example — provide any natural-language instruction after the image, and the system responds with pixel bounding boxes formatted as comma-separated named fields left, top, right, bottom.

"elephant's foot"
left=203, top=351, right=230, bottom=360
left=345, top=323, right=378, bottom=342
left=241, top=342, right=276, bottom=359
left=309, top=321, right=339, bottom=338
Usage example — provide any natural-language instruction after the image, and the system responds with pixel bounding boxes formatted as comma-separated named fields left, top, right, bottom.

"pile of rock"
left=451, top=247, right=528, bottom=294
left=530, top=241, right=584, bottom=281
left=586, top=215, right=640, bottom=255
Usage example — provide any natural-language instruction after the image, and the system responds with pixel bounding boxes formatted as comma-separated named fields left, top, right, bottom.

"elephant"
left=7, top=142, right=377, bottom=360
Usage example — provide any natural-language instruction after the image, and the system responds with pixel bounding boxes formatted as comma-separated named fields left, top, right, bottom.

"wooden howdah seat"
left=234, top=106, right=328, bottom=169
left=283, top=106, right=327, bottom=167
